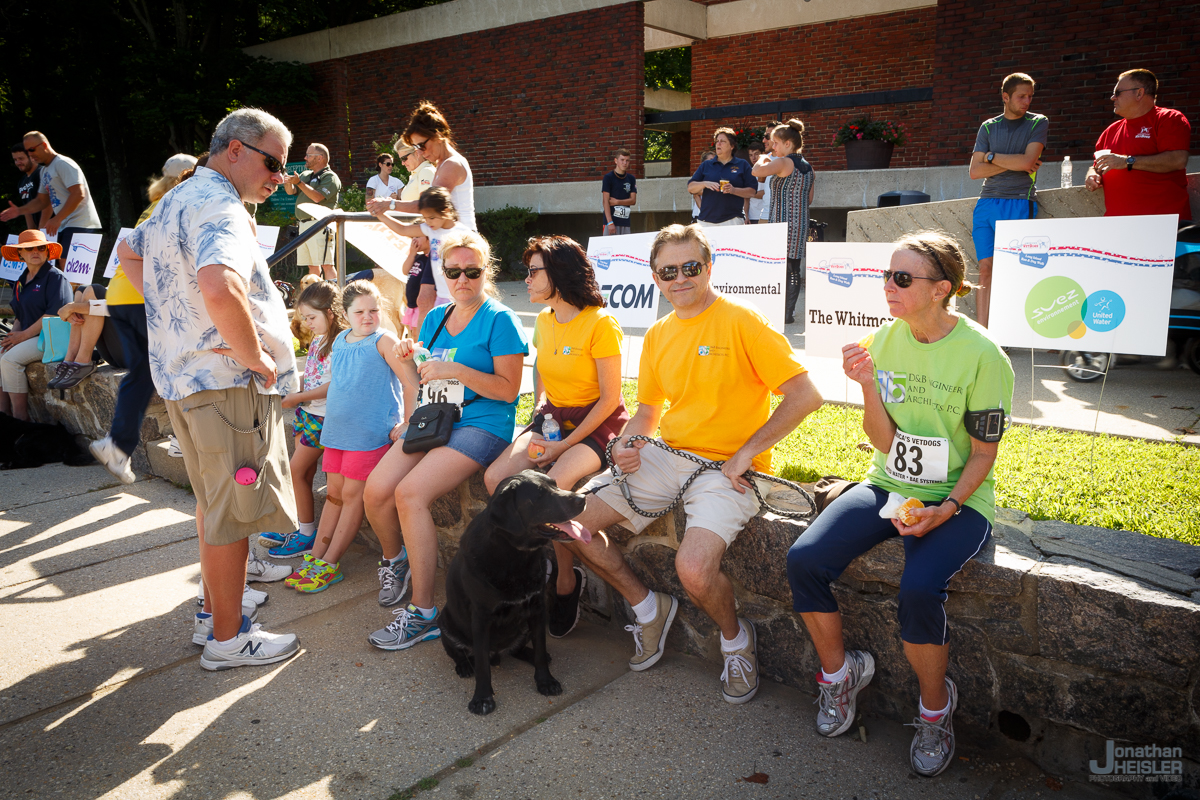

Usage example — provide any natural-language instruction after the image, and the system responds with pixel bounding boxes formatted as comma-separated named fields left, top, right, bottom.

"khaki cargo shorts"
left=583, top=441, right=764, bottom=547
left=166, top=385, right=298, bottom=546
left=297, top=218, right=334, bottom=267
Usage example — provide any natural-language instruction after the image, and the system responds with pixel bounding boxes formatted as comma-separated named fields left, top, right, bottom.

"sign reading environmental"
left=103, top=227, right=135, bottom=279
left=586, top=223, right=788, bottom=330
left=804, top=242, right=896, bottom=358
left=990, top=216, right=1175, bottom=356
left=296, top=202, right=413, bottom=281
left=62, top=232, right=103, bottom=284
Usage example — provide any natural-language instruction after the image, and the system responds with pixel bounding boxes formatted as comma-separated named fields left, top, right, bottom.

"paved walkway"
left=0, top=466, right=1114, bottom=799
left=495, top=281, right=1200, bottom=445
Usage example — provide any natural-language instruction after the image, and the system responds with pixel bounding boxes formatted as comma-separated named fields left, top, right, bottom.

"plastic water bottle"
left=542, top=415, right=562, bottom=443
left=412, top=345, right=432, bottom=364
left=1060, top=156, right=1073, bottom=188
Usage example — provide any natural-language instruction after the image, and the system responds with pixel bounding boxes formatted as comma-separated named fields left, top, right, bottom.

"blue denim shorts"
left=444, top=425, right=510, bottom=467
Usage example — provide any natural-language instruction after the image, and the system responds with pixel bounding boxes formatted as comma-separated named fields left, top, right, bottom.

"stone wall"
left=336, top=477, right=1200, bottom=782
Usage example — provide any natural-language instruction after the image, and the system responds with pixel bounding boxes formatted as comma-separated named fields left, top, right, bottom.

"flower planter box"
left=844, top=139, right=895, bottom=170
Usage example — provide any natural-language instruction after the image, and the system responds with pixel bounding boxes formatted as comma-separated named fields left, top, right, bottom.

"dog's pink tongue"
left=551, top=520, right=592, bottom=543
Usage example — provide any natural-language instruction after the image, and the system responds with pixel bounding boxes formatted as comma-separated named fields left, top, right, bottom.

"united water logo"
left=1025, top=276, right=1126, bottom=339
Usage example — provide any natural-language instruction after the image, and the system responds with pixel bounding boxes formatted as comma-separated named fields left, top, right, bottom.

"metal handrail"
left=266, top=210, right=420, bottom=287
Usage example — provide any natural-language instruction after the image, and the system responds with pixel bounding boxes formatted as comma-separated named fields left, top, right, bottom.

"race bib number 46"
left=884, top=429, right=949, bottom=486
left=422, top=379, right=465, bottom=406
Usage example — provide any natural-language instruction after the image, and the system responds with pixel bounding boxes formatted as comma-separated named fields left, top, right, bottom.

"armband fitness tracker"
left=965, top=407, right=1010, bottom=442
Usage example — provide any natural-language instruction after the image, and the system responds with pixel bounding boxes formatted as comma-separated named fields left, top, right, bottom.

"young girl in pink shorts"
left=289, top=281, right=417, bottom=593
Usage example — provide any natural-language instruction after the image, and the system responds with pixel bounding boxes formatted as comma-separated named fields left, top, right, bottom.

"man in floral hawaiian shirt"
left=119, top=108, right=303, bottom=671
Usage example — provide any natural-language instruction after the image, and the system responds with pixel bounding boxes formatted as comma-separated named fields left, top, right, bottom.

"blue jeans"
left=786, top=483, right=991, bottom=646
left=108, top=304, right=154, bottom=457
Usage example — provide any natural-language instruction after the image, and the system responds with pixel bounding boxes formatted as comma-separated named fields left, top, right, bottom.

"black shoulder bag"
left=402, top=305, right=476, bottom=454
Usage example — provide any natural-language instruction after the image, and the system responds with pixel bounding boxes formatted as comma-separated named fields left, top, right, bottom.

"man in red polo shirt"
left=1085, top=69, right=1191, bottom=222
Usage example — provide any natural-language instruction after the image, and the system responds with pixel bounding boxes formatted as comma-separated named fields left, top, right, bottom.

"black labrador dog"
left=0, top=413, right=92, bottom=470
left=441, top=470, right=592, bottom=716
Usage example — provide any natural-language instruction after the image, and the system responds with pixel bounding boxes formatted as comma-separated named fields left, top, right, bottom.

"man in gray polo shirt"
left=0, top=132, right=104, bottom=265
left=284, top=143, right=341, bottom=280
left=968, top=73, right=1048, bottom=327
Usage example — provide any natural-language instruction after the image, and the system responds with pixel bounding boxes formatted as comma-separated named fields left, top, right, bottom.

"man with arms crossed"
left=119, top=108, right=302, bottom=670
left=561, top=223, right=823, bottom=703
left=1, top=132, right=104, bottom=261
left=1085, top=69, right=1191, bottom=223
left=601, top=148, right=637, bottom=235
left=969, top=73, right=1047, bottom=328
left=285, top=143, right=342, bottom=280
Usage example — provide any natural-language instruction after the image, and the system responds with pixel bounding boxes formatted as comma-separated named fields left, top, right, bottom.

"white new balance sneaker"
left=247, top=549, right=291, bottom=582
left=89, top=436, right=135, bottom=485
left=197, top=581, right=268, bottom=607
left=200, top=618, right=300, bottom=671
left=192, top=603, right=259, bottom=645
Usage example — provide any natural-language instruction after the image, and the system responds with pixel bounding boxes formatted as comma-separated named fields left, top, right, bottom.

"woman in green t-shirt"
left=786, top=231, right=1014, bottom=779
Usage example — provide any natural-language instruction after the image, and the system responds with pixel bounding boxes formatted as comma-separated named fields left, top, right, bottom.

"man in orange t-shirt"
left=1085, top=69, right=1192, bottom=222
left=561, top=223, right=823, bottom=705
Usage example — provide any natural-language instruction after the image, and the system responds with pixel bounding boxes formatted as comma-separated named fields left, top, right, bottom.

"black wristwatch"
left=986, top=152, right=995, bottom=164
left=1126, top=156, right=1136, bottom=171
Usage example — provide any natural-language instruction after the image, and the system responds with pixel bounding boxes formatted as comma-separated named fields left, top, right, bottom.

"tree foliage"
left=644, top=47, right=691, bottom=93
left=0, top=0, right=446, bottom=236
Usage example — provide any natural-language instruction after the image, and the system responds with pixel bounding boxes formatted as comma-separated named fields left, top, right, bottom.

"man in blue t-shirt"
left=601, top=149, right=638, bottom=235
left=688, top=128, right=758, bottom=226
left=969, top=73, right=1048, bottom=327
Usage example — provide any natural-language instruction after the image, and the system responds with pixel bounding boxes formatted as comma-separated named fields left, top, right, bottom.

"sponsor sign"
left=256, top=226, right=280, bottom=262
left=61, top=232, right=103, bottom=284
left=586, top=223, right=788, bottom=330
left=804, top=243, right=896, bottom=358
left=103, top=227, right=135, bottom=278
left=991, top=216, right=1175, bottom=356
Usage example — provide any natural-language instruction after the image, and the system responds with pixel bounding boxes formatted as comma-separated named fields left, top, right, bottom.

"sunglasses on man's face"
left=444, top=266, right=483, bottom=280
left=240, top=142, right=285, bottom=175
left=882, top=269, right=943, bottom=289
left=653, top=261, right=705, bottom=282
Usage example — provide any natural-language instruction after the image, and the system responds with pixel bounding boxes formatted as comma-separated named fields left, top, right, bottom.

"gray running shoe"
left=377, top=553, right=411, bottom=606
left=815, top=649, right=875, bottom=737
left=56, top=362, right=95, bottom=389
left=368, top=604, right=440, bottom=651
left=192, top=603, right=259, bottom=645
left=909, top=677, right=959, bottom=777
left=46, top=361, right=73, bottom=390
left=200, top=619, right=300, bottom=671
left=246, top=549, right=291, bottom=582
left=720, top=618, right=759, bottom=704
left=624, top=592, right=677, bottom=672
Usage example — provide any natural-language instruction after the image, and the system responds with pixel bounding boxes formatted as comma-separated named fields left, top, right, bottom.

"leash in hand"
left=604, top=435, right=816, bottom=521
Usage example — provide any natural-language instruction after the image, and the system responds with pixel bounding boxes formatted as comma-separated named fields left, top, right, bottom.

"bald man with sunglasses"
left=560, top=222, right=823, bottom=705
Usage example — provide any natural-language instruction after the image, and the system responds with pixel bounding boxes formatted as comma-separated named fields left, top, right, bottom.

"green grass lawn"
left=517, top=384, right=1200, bottom=545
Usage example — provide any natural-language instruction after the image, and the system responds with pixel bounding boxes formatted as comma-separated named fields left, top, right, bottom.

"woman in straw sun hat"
left=1, top=229, right=71, bottom=420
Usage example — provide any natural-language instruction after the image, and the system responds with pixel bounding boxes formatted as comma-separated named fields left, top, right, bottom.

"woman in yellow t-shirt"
left=484, top=235, right=628, bottom=637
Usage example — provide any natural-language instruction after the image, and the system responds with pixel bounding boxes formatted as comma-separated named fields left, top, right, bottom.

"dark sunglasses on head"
left=444, top=266, right=483, bottom=280
left=240, top=141, right=285, bottom=174
left=653, top=261, right=705, bottom=282
left=882, top=269, right=944, bottom=289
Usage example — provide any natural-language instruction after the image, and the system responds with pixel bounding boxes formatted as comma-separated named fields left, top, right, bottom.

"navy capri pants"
left=786, top=483, right=992, bottom=646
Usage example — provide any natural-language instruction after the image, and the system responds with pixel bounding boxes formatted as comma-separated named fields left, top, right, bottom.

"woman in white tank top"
left=365, top=101, right=476, bottom=231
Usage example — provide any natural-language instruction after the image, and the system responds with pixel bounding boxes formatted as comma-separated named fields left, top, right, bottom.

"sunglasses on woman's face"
left=444, top=267, right=483, bottom=280
left=653, top=261, right=705, bottom=282
left=882, top=270, right=943, bottom=289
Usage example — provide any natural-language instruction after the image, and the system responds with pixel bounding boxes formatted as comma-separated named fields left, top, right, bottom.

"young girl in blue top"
left=290, top=280, right=417, bottom=594
left=364, top=230, right=529, bottom=652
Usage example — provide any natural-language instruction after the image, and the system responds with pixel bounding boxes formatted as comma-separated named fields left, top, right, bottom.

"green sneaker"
left=285, top=553, right=316, bottom=587
left=293, top=559, right=343, bottom=593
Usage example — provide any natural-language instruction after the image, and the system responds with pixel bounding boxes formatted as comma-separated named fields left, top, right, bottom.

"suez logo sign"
left=599, top=282, right=656, bottom=309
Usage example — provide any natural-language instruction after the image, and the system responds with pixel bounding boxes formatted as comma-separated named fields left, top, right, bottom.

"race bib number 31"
left=613, top=205, right=630, bottom=220
left=422, top=379, right=465, bottom=406
left=884, top=430, right=949, bottom=486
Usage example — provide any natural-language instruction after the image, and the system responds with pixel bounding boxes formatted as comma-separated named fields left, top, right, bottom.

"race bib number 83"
left=884, top=429, right=949, bottom=485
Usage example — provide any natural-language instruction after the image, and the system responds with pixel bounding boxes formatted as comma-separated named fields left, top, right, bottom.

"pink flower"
left=856, top=133, right=863, bottom=139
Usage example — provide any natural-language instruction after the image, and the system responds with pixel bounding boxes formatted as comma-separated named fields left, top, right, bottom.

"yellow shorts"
left=296, top=218, right=334, bottom=267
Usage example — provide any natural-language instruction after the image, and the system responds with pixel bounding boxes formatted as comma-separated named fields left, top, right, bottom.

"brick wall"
left=687, top=8, right=937, bottom=173
left=270, top=3, right=645, bottom=190
left=931, top=0, right=1200, bottom=166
